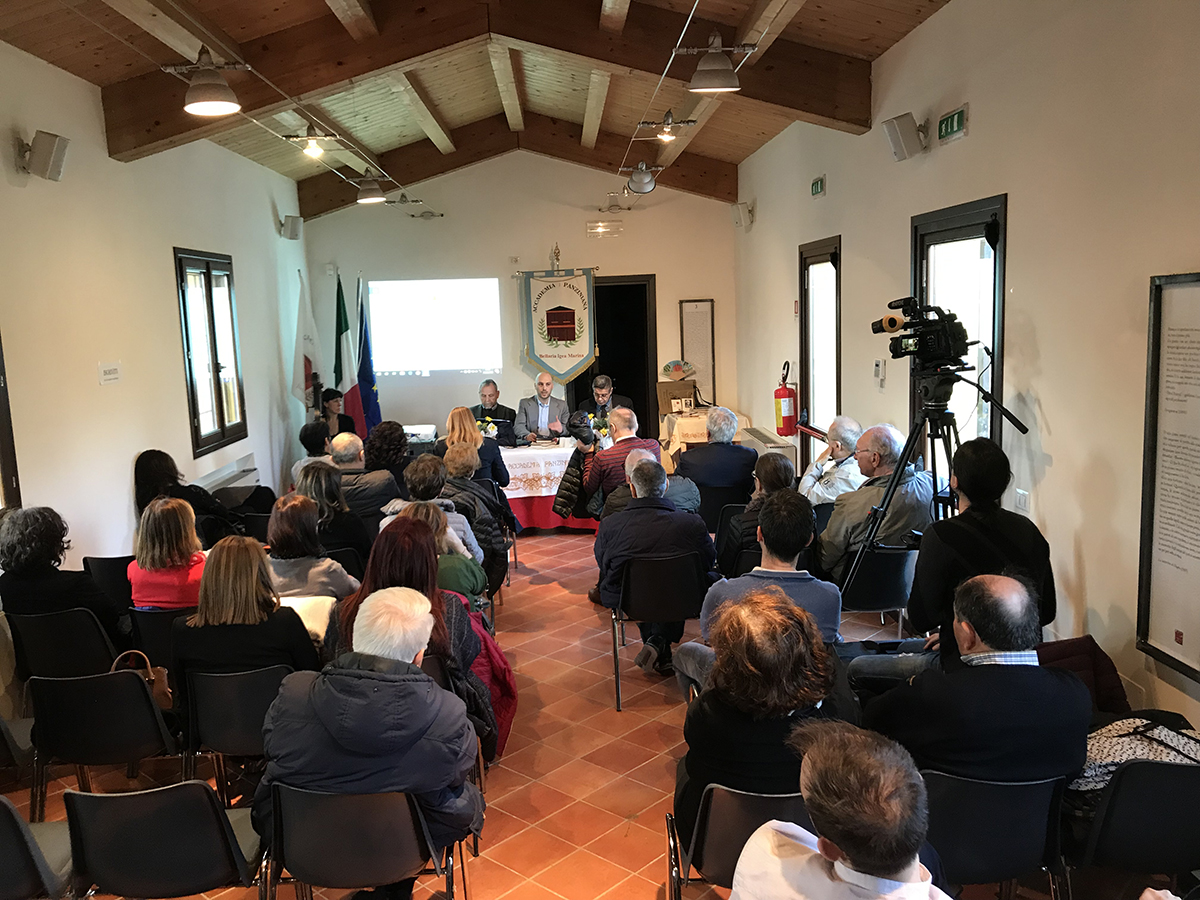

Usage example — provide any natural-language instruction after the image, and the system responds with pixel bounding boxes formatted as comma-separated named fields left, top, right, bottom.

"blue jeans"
left=846, top=641, right=939, bottom=696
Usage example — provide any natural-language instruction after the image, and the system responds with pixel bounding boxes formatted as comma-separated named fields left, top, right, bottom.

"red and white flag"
left=291, top=271, right=325, bottom=410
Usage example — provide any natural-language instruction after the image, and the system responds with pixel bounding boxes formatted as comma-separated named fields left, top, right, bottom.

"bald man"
left=863, top=574, right=1091, bottom=783
left=515, top=372, right=570, bottom=441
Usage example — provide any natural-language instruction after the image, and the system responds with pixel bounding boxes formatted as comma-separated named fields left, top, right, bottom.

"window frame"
left=0, top=329, right=21, bottom=509
left=173, top=247, right=248, bottom=457
left=909, top=194, right=1007, bottom=446
left=798, top=236, right=842, bottom=472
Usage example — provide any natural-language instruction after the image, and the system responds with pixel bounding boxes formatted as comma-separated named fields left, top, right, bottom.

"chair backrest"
left=131, top=607, right=196, bottom=670
left=29, top=671, right=174, bottom=766
left=1083, top=760, right=1200, bottom=874
left=243, top=513, right=272, bottom=544
left=689, top=785, right=807, bottom=886
left=812, top=503, right=835, bottom=536
left=326, top=546, right=365, bottom=581
left=419, top=654, right=451, bottom=690
left=697, top=486, right=752, bottom=532
left=713, top=503, right=747, bottom=554
left=922, top=770, right=1063, bottom=886
left=272, top=784, right=431, bottom=888
left=189, top=666, right=292, bottom=757
left=7, top=610, right=116, bottom=679
left=619, top=553, right=707, bottom=623
left=840, top=546, right=918, bottom=612
left=82, top=556, right=135, bottom=613
left=0, top=717, right=34, bottom=769
left=0, top=794, right=64, bottom=900
left=65, top=781, right=252, bottom=898
left=732, top=548, right=762, bottom=577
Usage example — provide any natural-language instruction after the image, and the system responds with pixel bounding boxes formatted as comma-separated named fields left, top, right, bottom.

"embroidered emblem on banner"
left=521, top=268, right=597, bottom=383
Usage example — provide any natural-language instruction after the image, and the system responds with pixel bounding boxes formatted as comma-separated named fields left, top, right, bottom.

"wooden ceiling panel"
left=598, top=71, right=692, bottom=141
left=784, top=0, right=952, bottom=59
left=515, top=46, right=593, bottom=125
left=310, top=76, right=427, bottom=154
left=632, top=0, right=748, bottom=29
left=207, top=118, right=330, bottom=181
left=191, top=0, right=332, bottom=42
left=684, top=100, right=793, bottom=163
left=398, top=41, right=503, bottom=130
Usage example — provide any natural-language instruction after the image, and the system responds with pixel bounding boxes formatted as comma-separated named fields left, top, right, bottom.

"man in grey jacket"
left=818, top=424, right=933, bottom=583
left=514, top=372, right=570, bottom=440
left=332, top=433, right=402, bottom=535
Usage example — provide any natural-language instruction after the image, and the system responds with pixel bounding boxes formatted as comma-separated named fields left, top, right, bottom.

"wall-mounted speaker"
left=282, top=215, right=303, bottom=240
left=730, top=201, right=754, bottom=231
left=19, top=131, right=70, bottom=181
left=881, top=113, right=928, bottom=162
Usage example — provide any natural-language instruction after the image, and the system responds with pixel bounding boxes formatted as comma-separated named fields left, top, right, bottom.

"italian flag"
left=333, top=275, right=366, bottom=437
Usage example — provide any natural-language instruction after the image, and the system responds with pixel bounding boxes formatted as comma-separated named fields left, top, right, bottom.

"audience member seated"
left=601, top=448, right=700, bottom=519
left=731, top=721, right=952, bottom=900
left=171, top=535, right=320, bottom=725
left=380, top=454, right=483, bottom=564
left=797, top=416, right=867, bottom=505
left=435, top=406, right=509, bottom=487
left=907, top=437, right=1055, bottom=669
left=135, top=449, right=247, bottom=536
left=515, top=372, right=569, bottom=441
left=127, top=498, right=206, bottom=609
left=717, top=452, right=795, bottom=575
left=253, top=586, right=485, bottom=895
left=575, top=374, right=632, bottom=418
left=291, top=420, right=334, bottom=485
left=0, top=506, right=126, bottom=649
left=363, top=421, right=413, bottom=501
left=675, top=406, right=757, bottom=496
left=818, top=424, right=933, bottom=583
left=580, top=408, right=662, bottom=499
left=399, top=503, right=487, bottom=603
left=294, top=462, right=374, bottom=564
left=400, top=498, right=471, bottom=558
left=321, top=387, right=357, bottom=437
left=674, top=491, right=842, bottom=697
left=266, top=494, right=360, bottom=600
left=332, top=433, right=402, bottom=535
left=594, top=460, right=716, bottom=676
left=674, top=590, right=845, bottom=848
left=469, top=378, right=517, bottom=425
left=440, top=445, right=509, bottom=597
left=863, top=574, right=1091, bottom=782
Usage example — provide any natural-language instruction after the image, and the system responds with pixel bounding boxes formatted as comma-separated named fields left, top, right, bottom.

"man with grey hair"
left=594, top=460, right=717, bottom=675
left=600, top=448, right=701, bottom=519
left=254, top=587, right=484, bottom=899
left=576, top=374, right=632, bottom=418
left=818, top=423, right=933, bottom=583
left=676, top=406, right=758, bottom=497
left=798, top=415, right=867, bottom=505
left=469, top=378, right=516, bottom=425
left=332, top=432, right=402, bottom=534
left=580, top=406, right=662, bottom=498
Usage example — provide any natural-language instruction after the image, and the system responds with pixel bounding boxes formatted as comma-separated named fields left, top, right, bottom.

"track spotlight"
left=356, top=177, right=386, bottom=204
left=672, top=32, right=755, bottom=94
left=635, top=109, right=698, bottom=143
left=164, top=47, right=248, bottom=117
left=303, top=125, right=324, bottom=158
left=620, top=161, right=663, bottom=195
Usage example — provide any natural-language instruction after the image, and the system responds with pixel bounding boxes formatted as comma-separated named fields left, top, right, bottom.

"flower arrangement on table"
left=476, top=417, right=498, bottom=439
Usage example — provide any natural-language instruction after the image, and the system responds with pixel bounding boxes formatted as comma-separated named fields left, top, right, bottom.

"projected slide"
left=368, top=278, right=503, bottom=374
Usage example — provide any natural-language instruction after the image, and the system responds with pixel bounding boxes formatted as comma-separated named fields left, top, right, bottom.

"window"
left=174, top=249, right=247, bottom=456
left=0, top=329, right=20, bottom=509
left=911, top=196, right=1006, bottom=471
left=798, top=237, right=841, bottom=470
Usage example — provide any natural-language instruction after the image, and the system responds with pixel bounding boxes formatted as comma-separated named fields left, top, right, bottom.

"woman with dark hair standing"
left=266, top=494, right=359, bottom=600
left=717, top=451, right=796, bottom=575
left=435, top=407, right=509, bottom=488
left=294, top=462, right=373, bottom=563
left=321, top=388, right=357, bottom=438
left=364, top=420, right=412, bottom=500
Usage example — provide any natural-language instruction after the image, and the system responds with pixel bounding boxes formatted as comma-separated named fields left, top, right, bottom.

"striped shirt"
left=961, top=650, right=1040, bottom=667
left=582, top=436, right=662, bottom=496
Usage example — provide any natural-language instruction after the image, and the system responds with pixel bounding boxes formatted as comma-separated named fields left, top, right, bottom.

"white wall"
left=302, top=151, right=737, bottom=428
left=735, top=0, right=1200, bottom=718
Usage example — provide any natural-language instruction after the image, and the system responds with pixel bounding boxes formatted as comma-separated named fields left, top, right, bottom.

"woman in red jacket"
left=128, top=497, right=206, bottom=609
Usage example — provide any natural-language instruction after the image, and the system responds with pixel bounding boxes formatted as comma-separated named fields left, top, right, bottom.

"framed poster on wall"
left=1137, top=272, right=1200, bottom=682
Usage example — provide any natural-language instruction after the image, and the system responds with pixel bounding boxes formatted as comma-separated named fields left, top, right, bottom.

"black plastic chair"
left=267, top=784, right=465, bottom=900
left=731, top=548, right=762, bottom=577
left=0, top=794, right=72, bottom=900
left=418, top=656, right=486, bottom=804
left=1065, top=760, right=1200, bottom=894
left=131, top=607, right=196, bottom=670
left=326, top=546, right=365, bottom=581
left=186, top=666, right=292, bottom=806
left=82, top=556, right=135, bottom=613
left=839, top=546, right=918, bottom=639
left=64, top=781, right=260, bottom=899
left=0, top=717, right=34, bottom=772
left=813, top=502, right=835, bottom=536
left=697, top=486, right=752, bottom=533
left=27, top=671, right=178, bottom=822
left=612, top=553, right=706, bottom=710
left=244, top=513, right=272, bottom=544
left=7, top=610, right=116, bottom=680
left=666, top=785, right=807, bottom=896
left=922, top=770, right=1065, bottom=897
left=713, top=503, right=746, bottom=561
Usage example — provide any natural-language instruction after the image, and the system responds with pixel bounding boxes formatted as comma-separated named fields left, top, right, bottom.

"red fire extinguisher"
left=775, top=361, right=797, bottom=437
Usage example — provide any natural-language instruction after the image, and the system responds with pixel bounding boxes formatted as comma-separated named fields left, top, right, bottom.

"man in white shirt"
left=731, top=720, right=951, bottom=900
left=797, top=416, right=867, bottom=506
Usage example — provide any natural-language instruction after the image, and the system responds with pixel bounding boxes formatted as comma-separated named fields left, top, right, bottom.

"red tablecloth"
left=509, top=495, right=597, bottom=532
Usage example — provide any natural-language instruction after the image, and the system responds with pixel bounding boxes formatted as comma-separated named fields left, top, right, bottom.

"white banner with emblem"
left=521, top=267, right=597, bottom=384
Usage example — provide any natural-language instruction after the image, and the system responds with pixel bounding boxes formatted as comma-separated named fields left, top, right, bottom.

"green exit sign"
left=811, top=175, right=826, bottom=197
left=938, top=105, right=968, bottom=143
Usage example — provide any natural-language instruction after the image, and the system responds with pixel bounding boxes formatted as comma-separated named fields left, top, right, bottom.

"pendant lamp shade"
left=627, top=161, right=657, bottom=194
left=688, top=34, right=740, bottom=93
left=183, top=49, right=241, bottom=116
left=357, top=179, right=386, bottom=203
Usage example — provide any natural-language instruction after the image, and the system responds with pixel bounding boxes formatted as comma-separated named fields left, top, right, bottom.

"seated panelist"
left=515, top=372, right=569, bottom=441
left=576, top=374, right=632, bottom=418
left=468, top=378, right=516, bottom=424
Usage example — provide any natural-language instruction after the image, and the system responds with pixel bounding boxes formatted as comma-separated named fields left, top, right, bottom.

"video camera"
left=871, top=296, right=970, bottom=372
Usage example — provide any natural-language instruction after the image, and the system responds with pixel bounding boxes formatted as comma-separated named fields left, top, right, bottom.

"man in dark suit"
left=576, top=374, right=633, bottom=419
left=863, top=574, right=1091, bottom=782
left=468, top=378, right=516, bottom=424
left=594, top=460, right=716, bottom=676
left=675, top=406, right=757, bottom=493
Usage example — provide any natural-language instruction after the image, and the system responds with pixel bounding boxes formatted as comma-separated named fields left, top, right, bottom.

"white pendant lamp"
left=356, top=171, right=386, bottom=204
left=688, top=33, right=740, bottom=93
left=626, top=161, right=658, bottom=194
left=183, top=47, right=241, bottom=116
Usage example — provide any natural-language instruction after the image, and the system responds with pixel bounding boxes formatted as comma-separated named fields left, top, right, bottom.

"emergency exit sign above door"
left=938, top=105, right=968, bottom=143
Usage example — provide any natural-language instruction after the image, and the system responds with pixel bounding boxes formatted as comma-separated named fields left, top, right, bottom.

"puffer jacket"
left=441, top=478, right=508, bottom=596
left=253, top=652, right=484, bottom=848
left=552, top=447, right=589, bottom=519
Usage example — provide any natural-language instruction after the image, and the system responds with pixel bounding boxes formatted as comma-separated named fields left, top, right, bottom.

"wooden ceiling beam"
left=96, top=0, right=241, bottom=62
left=656, top=94, right=721, bottom=167
left=487, top=42, right=525, bottom=132
left=735, top=0, right=809, bottom=65
left=324, top=0, right=378, bottom=41
left=581, top=70, right=611, bottom=150
left=296, top=106, right=381, bottom=171
left=599, top=0, right=632, bottom=34
left=388, top=72, right=456, bottom=154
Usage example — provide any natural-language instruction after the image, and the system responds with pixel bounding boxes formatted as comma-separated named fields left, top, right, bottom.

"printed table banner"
left=521, top=268, right=597, bottom=384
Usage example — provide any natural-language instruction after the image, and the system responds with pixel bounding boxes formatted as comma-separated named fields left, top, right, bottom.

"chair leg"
left=444, top=844, right=455, bottom=900
left=999, top=879, right=1017, bottom=900
left=666, top=814, right=684, bottom=900
left=265, top=851, right=279, bottom=900
left=31, top=751, right=47, bottom=823
left=476, top=740, right=487, bottom=794
left=213, top=753, right=230, bottom=808
left=620, top=618, right=626, bottom=647
left=611, top=611, right=623, bottom=712
left=74, top=765, right=93, bottom=792
left=126, top=761, right=139, bottom=779
left=296, top=882, right=314, bottom=900
left=459, top=840, right=471, bottom=900
left=182, top=749, right=195, bottom=781
left=1049, top=870, right=1071, bottom=900
left=896, top=611, right=904, bottom=640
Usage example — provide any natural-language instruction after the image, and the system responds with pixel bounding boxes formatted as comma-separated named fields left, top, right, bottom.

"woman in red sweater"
left=128, top=497, right=206, bottom=609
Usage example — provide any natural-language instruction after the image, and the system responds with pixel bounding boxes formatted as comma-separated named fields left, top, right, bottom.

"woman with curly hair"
left=434, top=406, right=509, bottom=487
left=363, top=421, right=412, bottom=500
left=0, top=507, right=125, bottom=647
left=673, top=586, right=856, bottom=846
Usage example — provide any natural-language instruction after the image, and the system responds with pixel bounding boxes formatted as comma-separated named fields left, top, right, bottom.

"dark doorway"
left=567, top=275, right=657, bottom=434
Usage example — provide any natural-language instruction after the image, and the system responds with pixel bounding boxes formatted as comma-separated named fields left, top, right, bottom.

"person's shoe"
left=587, top=585, right=602, bottom=605
left=653, top=654, right=675, bottom=677
left=634, top=638, right=661, bottom=674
